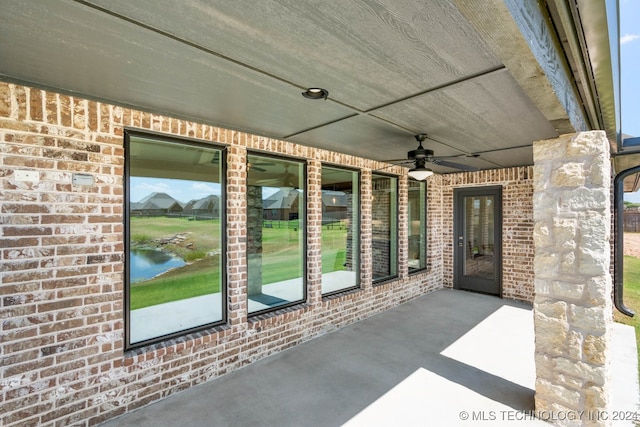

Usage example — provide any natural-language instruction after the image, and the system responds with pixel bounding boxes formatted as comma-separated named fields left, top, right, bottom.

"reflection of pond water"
left=131, top=248, right=185, bottom=283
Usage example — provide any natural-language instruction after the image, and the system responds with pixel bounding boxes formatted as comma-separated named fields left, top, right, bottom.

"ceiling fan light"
left=408, top=164, right=433, bottom=181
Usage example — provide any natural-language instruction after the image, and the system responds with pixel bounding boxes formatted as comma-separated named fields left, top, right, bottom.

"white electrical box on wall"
left=72, top=173, right=95, bottom=186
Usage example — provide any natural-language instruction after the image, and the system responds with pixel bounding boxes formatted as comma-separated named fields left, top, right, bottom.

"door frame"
left=453, top=186, right=503, bottom=297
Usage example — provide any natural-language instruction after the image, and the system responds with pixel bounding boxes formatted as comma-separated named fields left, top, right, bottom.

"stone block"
left=577, top=213, right=610, bottom=252
left=533, top=222, right=553, bottom=247
left=569, top=304, right=607, bottom=334
left=560, top=251, right=576, bottom=273
left=566, top=329, right=584, bottom=361
left=533, top=138, right=567, bottom=160
left=566, top=131, right=607, bottom=156
left=584, top=385, right=610, bottom=413
left=583, top=334, right=608, bottom=366
left=560, top=188, right=609, bottom=212
left=535, top=377, right=581, bottom=409
left=534, top=353, right=554, bottom=379
left=535, top=300, right=568, bottom=320
left=534, top=250, right=559, bottom=276
left=533, top=192, right=561, bottom=217
left=584, top=276, right=610, bottom=306
left=555, top=373, right=583, bottom=391
left=534, top=313, right=568, bottom=355
left=534, top=278, right=552, bottom=297
left=551, top=162, right=586, bottom=187
left=553, top=217, right=578, bottom=248
left=554, top=357, right=606, bottom=386
left=551, top=281, right=584, bottom=301
left=578, top=247, right=609, bottom=277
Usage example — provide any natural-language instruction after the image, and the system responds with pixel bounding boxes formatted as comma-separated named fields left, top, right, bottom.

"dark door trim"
left=453, top=186, right=503, bottom=297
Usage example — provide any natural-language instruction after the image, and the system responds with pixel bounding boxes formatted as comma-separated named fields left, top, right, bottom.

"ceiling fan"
left=254, top=164, right=298, bottom=188
left=385, top=134, right=479, bottom=179
left=247, top=161, right=276, bottom=172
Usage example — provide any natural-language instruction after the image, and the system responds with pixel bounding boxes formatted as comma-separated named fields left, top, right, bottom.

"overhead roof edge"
left=573, top=0, right=622, bottom=151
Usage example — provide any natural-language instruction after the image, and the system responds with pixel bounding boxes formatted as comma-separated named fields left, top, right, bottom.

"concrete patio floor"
left=101, top=289, right=639, bottom=427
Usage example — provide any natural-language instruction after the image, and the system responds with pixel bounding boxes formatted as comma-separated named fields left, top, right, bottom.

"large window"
left=247, top=154, right=305, bottom=314
left=371, top=174, right=398, bottom=282
left=408, top=179, right=427, bottom=272
left=321, top=166, right=360, bottom=294
left=125, top=132, right=225, bottom=348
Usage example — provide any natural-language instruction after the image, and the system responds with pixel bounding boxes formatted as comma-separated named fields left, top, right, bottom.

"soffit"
left=0, top=0, right=615, bottom=173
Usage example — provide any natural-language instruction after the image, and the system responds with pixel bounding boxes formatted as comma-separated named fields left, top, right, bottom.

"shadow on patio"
left=101, top=289, right=639, bottom=427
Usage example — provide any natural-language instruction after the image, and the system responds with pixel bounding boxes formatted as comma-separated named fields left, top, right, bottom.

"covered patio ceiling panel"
left=1, top=0, right=614, bottom=172
left=0, top=0, right=357, bottom=138
left=82, top=0, right=503, bottom=112
left=370, top=68, right=559, bottom=157
left=287, top=114, right=414, bottom=163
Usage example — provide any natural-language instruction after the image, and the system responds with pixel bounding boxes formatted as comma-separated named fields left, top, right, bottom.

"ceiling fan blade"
left=431, top=159, right=479, bottom=171
left=380, top=158, right=411, bottom=163
left=256, top=179, right=280, bottom=185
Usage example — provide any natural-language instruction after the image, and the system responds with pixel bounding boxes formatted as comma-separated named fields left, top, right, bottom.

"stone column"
left=533, top=131, right=612, bottom=426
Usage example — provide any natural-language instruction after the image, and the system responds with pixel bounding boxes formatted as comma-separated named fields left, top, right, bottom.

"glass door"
left=454, top=187, right=502, bottom=296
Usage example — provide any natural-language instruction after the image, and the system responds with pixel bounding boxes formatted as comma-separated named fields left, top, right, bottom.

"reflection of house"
left=130, top=192, right=183, bottom=216
left=263, top=188, right=300, bottom=220
left=183, top=195, right=220, bottom=219
left=624, top=207, right=640, bottom=232
left=131, top=193, right=220, bottom=219
left=321, top=191, right=348, bottom=222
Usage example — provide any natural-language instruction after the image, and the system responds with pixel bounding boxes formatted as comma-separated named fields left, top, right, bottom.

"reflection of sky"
left=130, top=177, right=282, bottom=202
left=131, top=177, right=221, bottom=203
left=621, top=0, right=640, bottom=204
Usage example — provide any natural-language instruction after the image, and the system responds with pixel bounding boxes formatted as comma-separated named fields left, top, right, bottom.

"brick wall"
left=441, top=167, right=536, bottom=301
left=0, top=82, right=444, bottom=426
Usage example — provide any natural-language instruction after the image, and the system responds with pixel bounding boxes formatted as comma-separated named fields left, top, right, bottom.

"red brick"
left=29, top=88, right=43, bottom=121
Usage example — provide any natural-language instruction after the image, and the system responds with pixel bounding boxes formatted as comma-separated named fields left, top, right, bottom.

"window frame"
left=407, top=178, right=428, bottom=274
left=320, top=163, right=361, bottom=296
left=123, top=129, right=227, bottom=350
left=371, top=172, right=399, bottom=284
left=246, top=151, right=308, bottom=317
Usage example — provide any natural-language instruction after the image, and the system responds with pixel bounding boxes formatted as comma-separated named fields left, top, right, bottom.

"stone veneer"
left=533, top=132, right=613, bottom=426
left=0, top=81, right=555, bottom=426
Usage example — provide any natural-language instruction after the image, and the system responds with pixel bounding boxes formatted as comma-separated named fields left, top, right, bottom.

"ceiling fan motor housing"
left=407, top=147, right=434, bottom=160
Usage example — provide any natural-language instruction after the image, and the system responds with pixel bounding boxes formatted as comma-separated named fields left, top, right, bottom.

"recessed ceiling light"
left=302, top=87, right=329, bottom=100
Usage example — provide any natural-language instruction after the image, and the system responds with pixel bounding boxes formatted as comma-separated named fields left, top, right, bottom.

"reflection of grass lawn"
left=614, top=256, right=640, bottom=374
left=130, top=217, right=221, bottom=309
left=130, top=217, right=220, bottom=253
left=131, top=256, right=220, bottom=309
left=130, top=218, right=350, bottom=308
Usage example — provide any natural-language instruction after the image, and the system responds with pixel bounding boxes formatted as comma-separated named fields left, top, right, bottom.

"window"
left=321, top=166, right=360, bottom=294
left=125, top=132, right=225, bottom=348
left=247, top=154, right=306, bottom=314
left=408, top=179, right=427, bottom=272
left=371, top=174, right=398, bottom=282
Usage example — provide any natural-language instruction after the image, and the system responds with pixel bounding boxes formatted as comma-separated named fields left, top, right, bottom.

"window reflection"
left=126, top=134, right=224, bottom=347
left=321, top=166, right=360, bottom=294
left=408, top=179, right=427, bottom=272
left=371, top=174, right=398, bottom=282
left=247, top=154, right=306, bottom=313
